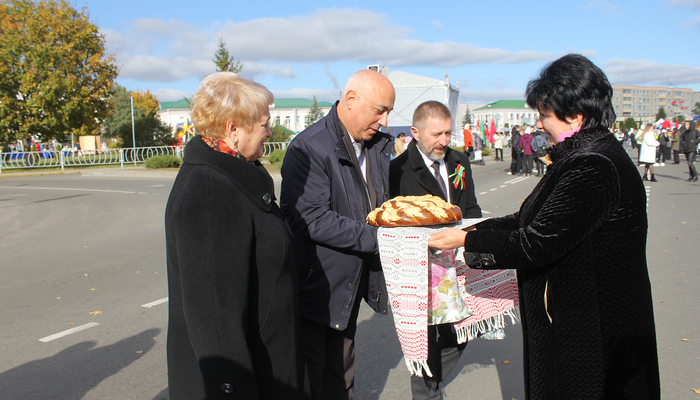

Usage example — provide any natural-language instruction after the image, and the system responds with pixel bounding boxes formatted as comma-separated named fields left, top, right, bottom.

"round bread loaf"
left=366, top=194, right=462, bottom=227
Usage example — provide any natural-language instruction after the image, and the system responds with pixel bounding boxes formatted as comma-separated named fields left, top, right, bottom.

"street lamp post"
left=131, top=95, right=136, bottom=165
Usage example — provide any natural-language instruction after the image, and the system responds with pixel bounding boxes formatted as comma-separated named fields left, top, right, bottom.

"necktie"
left=431, top=161, right=447, bottom=198
left=352, top=142, right=363, bottom=159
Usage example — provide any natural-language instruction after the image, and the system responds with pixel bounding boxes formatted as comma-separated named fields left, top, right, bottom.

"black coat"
left=165, top=136, right=308, bottom=399
left=280, top=103, right=390, bottom=330
left=389, top=140, right=482, bottom=218
left=464, top=128, right=660, bottom=399
left=680, top=121, right=699, bottom=153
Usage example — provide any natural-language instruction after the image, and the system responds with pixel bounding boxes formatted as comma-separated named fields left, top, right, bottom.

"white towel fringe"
left=455, top=306, right=521, bottom=344
left=404, top=358, right=433, bottom=377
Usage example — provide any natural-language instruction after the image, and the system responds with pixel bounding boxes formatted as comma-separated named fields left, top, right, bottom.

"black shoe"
left=643, top=175, right=648, bottom=181
left=650, top=174, right=658, bottom=182
left=692, top=177, right=699, bottom=182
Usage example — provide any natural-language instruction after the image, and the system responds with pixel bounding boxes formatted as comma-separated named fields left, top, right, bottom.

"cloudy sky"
left=86, top=0, right=700, bottom=104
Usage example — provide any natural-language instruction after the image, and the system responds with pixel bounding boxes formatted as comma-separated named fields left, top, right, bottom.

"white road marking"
left=489, top=188, right=498, bottom=191
left=142, top=297, right=169, bottom=308
left=481, top=210, right=492, bottom=214
left=0, top=186, right=136, bottom=194
left=479, top=191, right=488, bottom=195
left=500, top=185, right=507, bottom=188
left=39, top=322, right=99, bottom=343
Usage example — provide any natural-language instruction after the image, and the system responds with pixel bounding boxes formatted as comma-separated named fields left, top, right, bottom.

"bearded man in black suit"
left=389, top=100, right=482, bottom=399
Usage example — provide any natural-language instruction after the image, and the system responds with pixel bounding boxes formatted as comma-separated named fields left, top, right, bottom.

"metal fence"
left=0, top=142, right=288, bottom=172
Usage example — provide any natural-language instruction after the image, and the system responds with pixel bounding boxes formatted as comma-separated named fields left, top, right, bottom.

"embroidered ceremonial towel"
left=377, top=218, right=520, bottom=377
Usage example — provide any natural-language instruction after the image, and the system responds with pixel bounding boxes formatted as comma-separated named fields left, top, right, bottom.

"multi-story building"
left=611, top=85, right=700, bottom=124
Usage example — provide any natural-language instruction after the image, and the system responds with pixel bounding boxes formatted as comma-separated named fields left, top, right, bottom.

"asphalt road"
left=0, top=148, right=698, bottom=399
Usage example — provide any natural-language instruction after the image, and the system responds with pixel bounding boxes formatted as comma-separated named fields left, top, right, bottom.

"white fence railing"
left=0, top=142, right=288, bottom=172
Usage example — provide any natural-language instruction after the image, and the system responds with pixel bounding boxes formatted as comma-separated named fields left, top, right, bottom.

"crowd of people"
left=165, top=54, right=663, bottom=400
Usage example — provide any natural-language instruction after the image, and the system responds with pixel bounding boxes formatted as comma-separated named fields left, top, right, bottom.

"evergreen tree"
left=213, top=35, right=242, bottom=73
left=305, top=96, right=325, bottom=127
left=461, top=106, right=472, bottom=127
left=656, top=107, right=667, bottom=121
left=693, top=102, right=700, bottom=116
left=624, top=118, right=637, bottom=131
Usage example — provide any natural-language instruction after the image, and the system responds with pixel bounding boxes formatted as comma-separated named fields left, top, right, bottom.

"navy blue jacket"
left=280, top=103, right=391, bottom=330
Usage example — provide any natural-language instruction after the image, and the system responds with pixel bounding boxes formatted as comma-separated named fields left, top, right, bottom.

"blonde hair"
left=643, top=124, right=653, bottom=133
left=190, top=72, right=274, bottom=139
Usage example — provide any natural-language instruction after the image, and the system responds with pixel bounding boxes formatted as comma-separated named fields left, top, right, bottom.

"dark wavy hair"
left=526, top=54, right=616, bottom=131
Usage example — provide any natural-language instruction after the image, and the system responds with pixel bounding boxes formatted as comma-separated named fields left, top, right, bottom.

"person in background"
left=389, top=100, right=481, bottom=399
left=639, top=124, right=659, bottom=182
left=281, top=69, right=395, bottom=400
left=531, top=128, right=549, bottom=176
left=462, top=123, right=473, bottom=157
left=165, top=72, right=309, bottom=399
left=493, top=130, right=505, bottom=161
left=519, top=127, right=534, bottom=176
left=509, top=125, right=522, bottom=175
left=394, top=132, right=406, bottom=158
left=671, top=127, right=681, bottom=164
left=429, top=54, right=660, bottom=400
left=680, top=120, right=699, bottom=182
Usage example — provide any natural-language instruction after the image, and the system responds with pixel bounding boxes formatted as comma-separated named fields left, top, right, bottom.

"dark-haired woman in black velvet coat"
left=429, top=54, right=660, bottom=399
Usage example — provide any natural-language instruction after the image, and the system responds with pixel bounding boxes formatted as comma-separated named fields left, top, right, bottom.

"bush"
left=482, top=147, right=490, bottom=156
left=267, top=149, right=286, bottom=164
left=144, top=154, right=181, bottom=169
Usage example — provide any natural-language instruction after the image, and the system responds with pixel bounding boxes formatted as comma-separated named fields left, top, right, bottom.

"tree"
left=676, top=115, right=685, bottom=124
left=656, top=107, right=667, bottom=121
left=102, top=85, right=175, bottom=147
left=115, top=113, right=175, bottom=147
left=0, top=0, right=118, bottom=143
left=624, top=118, right=637, bottom=131
left=461, top=106, right=472, bottom=127
left=102, top=86, right=137, bottom=138
left=268, top=124, right=294, bottom=142
left=131, top=90, right=159, bottom=116
left=693, top=102, right=700, bottom=116
left=304, top=96, right=324, bottom=128
left=213, top=35, right=242, bottom=73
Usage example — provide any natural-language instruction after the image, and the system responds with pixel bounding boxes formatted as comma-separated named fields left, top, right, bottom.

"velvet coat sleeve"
left=466, top=152, right=621, bottom=269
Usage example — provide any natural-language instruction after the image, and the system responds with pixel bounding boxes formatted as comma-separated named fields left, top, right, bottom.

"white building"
left=382, top=69, right=461, bottom=139
left=157, top=98, right=333, bottom=136
left=473, top=100, right=539, bottom=129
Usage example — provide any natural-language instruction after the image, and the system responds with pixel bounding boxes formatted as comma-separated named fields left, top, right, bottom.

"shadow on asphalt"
left=0, top=328, right=161, bottom=400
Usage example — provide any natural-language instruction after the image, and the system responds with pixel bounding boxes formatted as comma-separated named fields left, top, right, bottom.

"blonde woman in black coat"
left=429, top=54, right=660, bottom=399
left=165, top=72, right=308, bottom=399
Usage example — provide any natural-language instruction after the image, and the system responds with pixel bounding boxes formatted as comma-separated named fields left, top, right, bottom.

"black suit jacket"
left=390, top=140, right=482, bottom=218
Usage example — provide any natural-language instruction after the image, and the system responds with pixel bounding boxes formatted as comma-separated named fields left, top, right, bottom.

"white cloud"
left=584, top=1, right=622, bottom=18
left=602, top=59, right=700, bottom=87
left=270, top=88, right=341, bottom=103
left=431, top=19, right=443, bottom=29
left=666, top=0, right=700, bottom=9
left=104, top=8, right=556, bottom=84
left=681, top=15, right=700, bottom=28
left=461, top=89, right=525, bottom=104
left=154, top=88, right=194, bottom=102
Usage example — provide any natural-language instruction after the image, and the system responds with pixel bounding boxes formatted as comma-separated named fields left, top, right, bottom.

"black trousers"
left=522, top=154, right=534, bottom=175
left=301, top=269, right=368, bottom=400
left=686, top=152, right=697, bottom=179
left=410, top=324, right=468, bottom=400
